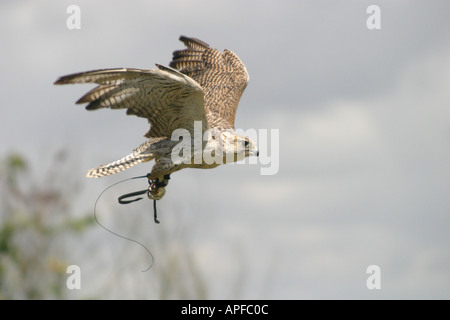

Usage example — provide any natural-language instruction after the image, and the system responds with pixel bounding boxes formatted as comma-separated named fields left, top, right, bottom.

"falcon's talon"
left=146, top=187, right=165, bottom=200
left=146, top=176, right=166, bottom=200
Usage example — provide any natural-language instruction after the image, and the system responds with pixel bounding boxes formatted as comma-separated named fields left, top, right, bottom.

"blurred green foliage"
left=0, top=151, right=94, bottom=299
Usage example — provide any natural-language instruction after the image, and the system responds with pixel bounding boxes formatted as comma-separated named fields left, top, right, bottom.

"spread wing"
left=169, top=36, right=249, bottom=129
left=54, top=64, right=208, bottom=137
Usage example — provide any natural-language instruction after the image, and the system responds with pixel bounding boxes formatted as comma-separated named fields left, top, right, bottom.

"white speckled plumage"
left=55, top=36, right=258, bottom=198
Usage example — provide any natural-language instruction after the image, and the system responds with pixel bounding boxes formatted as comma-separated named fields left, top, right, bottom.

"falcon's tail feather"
left=87, top=152, right=153, bottom=178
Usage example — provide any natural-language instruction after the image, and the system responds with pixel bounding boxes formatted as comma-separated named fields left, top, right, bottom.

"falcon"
left=54, top=36, right=258, bottom=200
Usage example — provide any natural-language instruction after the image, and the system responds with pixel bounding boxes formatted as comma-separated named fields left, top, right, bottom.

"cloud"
left=234, top=42, right=450, bottom=298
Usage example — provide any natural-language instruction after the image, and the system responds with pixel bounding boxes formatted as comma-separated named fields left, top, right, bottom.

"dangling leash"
left=93, top=174, right=161, bottom=272
left=117, top=174, right=165, bottom=224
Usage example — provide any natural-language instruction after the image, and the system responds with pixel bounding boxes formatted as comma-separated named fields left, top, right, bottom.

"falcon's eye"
left=244, top=140, right=250, bottom=148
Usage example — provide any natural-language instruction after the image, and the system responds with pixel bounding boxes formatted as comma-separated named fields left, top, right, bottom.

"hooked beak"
left=249, top=145, right=259, bottom=157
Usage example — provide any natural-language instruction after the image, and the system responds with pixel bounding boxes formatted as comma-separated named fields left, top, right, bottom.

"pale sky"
left=1, top=0, right=449, bottom=299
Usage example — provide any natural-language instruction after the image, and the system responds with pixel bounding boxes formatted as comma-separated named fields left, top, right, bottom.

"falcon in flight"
left=55, top=36, right=258, bottom=200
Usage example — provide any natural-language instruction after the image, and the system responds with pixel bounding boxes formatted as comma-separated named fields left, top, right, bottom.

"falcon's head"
left=221, top=131, right=259, bottom=163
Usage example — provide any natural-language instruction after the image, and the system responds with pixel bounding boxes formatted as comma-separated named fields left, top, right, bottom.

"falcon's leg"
left=146, top=174, right=171, bottom=224
left=153, top=174, right=171, bottom=188
left=146, top=174, right=171, bottom=200
left=160, top=174, right=171, bottom=187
